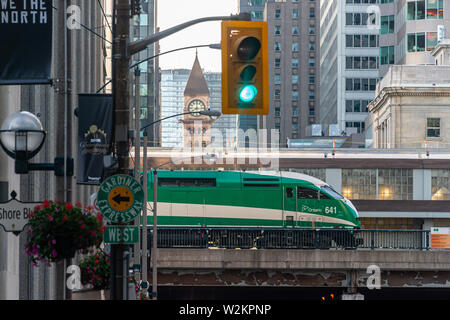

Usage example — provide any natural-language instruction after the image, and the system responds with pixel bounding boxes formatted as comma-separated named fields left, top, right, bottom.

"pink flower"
left=51, top=249, right=58, bottom=258
left=80, top=224, right=85, bottom=229
left=48, top=215, right=54, bottom=222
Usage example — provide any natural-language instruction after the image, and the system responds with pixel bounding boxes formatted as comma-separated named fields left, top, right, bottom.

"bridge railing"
left=147, top=227, right=430, bottom=250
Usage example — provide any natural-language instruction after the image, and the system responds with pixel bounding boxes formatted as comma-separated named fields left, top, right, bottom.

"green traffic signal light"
left=239, top=85, right=258, bottom=103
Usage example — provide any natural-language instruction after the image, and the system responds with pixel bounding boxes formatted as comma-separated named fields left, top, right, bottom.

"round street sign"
left=97, top=174, right=144, bottom=223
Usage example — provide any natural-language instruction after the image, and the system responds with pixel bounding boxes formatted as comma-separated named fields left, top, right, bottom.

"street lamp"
left=0, top=111, right=73, bottom=176
left=140, top=110, right=221, bottom=300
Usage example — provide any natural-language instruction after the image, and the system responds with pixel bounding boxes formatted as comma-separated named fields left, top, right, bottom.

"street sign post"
left=104, top=225, right=139, bottom=244
left=97, top=174, right=144, bottom=223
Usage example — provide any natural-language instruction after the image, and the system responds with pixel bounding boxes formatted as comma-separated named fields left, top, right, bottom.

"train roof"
left=245, top=170, right=326, bottom=187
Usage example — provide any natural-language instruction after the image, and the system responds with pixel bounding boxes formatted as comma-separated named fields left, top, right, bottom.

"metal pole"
left=142, top=133, right=148, bottom=294
left=111, top=0, right=131, bottom=300
left=152, top=168, right=157, bottom=300
left=128, top=13, right=251, bottom=55
left=55, top=0, right=72, bottom=300
left=133, top=67, right=141, bottom=282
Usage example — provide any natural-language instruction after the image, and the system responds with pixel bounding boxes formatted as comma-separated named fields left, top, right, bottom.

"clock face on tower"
left=187, top=99, right=205, bottom=116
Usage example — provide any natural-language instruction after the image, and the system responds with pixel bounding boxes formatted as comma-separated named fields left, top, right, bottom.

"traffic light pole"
left=110, top=0, right=130, bottom=301
left=110, top=2, right=250, bottom=299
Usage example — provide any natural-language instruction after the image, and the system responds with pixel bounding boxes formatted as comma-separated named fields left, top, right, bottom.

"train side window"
left=319, top=191, right=331, bottom=200
left=286, top=187, right=293, bottom=198
left=158, top=178, right=216, bottom=187
left=297, top=187, right=318, bottom=199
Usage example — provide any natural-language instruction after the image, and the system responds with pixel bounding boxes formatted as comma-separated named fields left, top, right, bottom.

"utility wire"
left=97, top=0, right=113, bottom=35
left=76, top=19, right=112, bottom=44
left=51, top=4, right=111, bottom=44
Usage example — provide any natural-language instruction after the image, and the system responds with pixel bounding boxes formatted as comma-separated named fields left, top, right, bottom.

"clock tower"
left=180, top=52, right=216, bottom=149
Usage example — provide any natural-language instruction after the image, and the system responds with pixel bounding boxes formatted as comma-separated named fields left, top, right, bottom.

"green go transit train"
left=146, top=170, right=360, bottom=231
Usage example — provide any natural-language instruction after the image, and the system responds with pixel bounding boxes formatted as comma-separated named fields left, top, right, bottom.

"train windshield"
left=321, top=186, right=344, bottom=199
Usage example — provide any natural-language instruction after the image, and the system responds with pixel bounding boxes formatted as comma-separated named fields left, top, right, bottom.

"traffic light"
left=221, top=21, right=269, bottom=115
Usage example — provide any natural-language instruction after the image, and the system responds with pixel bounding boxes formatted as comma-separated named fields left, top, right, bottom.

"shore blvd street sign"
left=97, top=174, right=144, bottom=223
left=0, top=199, right=38, bottom=233
left=104, top=225, right=139, bottom=244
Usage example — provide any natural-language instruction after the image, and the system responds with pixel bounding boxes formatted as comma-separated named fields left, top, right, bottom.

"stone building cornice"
left=368, top=86, right=450, bottom=113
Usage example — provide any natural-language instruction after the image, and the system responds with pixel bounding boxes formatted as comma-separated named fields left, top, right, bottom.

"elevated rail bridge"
left=139, top=227, right=450, bottom=300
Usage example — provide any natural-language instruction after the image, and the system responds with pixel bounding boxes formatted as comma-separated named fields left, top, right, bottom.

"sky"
left=157, top=0, right=239, bottom=73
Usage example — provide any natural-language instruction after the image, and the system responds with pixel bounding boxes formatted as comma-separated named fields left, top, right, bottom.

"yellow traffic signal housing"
left=221, top=21, right=269, bottom=115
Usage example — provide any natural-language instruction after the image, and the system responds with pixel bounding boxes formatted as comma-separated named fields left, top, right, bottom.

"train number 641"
left=325, top=206, right=337, bottom=214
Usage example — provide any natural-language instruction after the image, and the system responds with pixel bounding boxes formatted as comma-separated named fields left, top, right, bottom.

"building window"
left=432, top=169, right=450, bottom=200
left=275, top=42, right=281, bottom=51
left=274, top=74, right=281, bottom=85
left=342, top=169, right=413, bottom=200
left=407, top=32, right=426, bottom=52
left=380, top=46, right=395, bottom=65
left=275, top=25, right=281, bottom=35
left=427, top=118, right=441, bottom=137
left=378, top=169, right=413, bottom=200
left=275, top=58, right=281, bottom=68
left=275, top=9, right=281, bottom=19
left=342, top=169, right=377, bottom=200
left=380, top=15, right=395, bottom=34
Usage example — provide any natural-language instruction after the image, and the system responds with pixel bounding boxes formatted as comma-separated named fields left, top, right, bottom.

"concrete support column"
left=414, top=169, right=432, bottom=200
left=0, top=85, right=21, bottom=300
left=326, top=168, right=342, bottom=193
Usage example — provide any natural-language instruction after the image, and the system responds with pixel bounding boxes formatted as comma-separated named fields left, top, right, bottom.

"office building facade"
left=320, top=0, right=379, bottom=136
left=265, top=0, right=321, bottom=144
left=378, top=0, right=450, bottom=77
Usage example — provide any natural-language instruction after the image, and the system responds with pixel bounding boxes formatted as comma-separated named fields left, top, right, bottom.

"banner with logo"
left=77, top=94, right=113, bottom=185
left=0, top=0, right=53, bottom=84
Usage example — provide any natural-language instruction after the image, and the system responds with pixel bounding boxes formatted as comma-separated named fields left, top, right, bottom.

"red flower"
left=33, top=205, right=41, bottom=211
left=43, top=200, right=51, bottom=208
left=76, top=202, right=82, bottom=208
left=65, top=202, right=73, bottom=211
left=96, top=213, right=103, bottom=222
left=62, top=215, right=68, bottom=222
left=95, top=259, right=99, bottom=264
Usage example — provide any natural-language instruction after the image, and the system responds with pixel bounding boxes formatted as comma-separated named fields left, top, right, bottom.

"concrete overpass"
left=149, top=248, right=450, bottom=293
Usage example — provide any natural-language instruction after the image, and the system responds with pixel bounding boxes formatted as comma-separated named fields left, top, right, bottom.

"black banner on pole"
left=0, top=0, right=53, bottom=85
left=77, top=94, right=113, bottom=185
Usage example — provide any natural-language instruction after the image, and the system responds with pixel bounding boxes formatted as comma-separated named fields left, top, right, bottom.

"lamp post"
left=139, top=110, right=221, bottom=299
left=0, top=111, right=74, bottom=300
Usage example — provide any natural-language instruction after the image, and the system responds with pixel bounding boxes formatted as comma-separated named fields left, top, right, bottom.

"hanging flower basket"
left=25, top=200, right=106, bottom=265
left=79, top=250, right=111, bottom=290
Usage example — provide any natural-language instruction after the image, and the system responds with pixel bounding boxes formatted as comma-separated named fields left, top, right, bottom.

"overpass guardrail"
left=143, top=227, right=431, bottom=250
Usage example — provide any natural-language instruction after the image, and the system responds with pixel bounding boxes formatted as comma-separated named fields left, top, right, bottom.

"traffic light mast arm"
left=128, top=13, right=251, bottom=56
